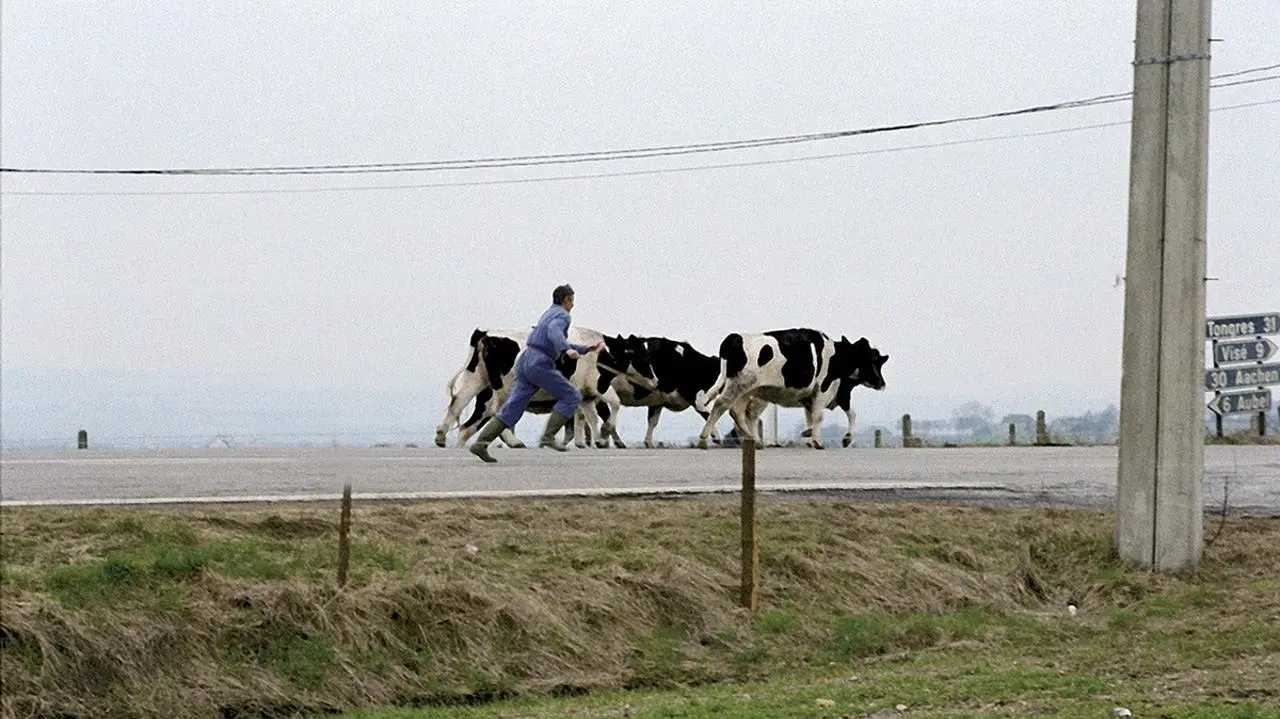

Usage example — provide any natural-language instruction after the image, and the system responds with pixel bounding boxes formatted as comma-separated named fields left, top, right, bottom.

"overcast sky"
left=2, top=2, right=1278, bottom=444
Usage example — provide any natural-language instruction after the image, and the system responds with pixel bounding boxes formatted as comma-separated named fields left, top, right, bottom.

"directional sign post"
left=1212, top=337, right=1278, bottom=365
left=1207, top=389, right=1273, bottom=417
left=1205, top=311, right=1280, bottom=440
left=1205, top=312, right=1280, bottom=340
left=1204, top=363, right=1280, bottom=392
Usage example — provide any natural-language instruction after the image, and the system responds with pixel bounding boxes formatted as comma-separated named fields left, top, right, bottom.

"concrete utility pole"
left=1116, top=0, right=1212, bottom=571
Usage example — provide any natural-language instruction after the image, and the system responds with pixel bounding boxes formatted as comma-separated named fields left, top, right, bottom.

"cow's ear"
left=854, top=337, right=870, bottom=349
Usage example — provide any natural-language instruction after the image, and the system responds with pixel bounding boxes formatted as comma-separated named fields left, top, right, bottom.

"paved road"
left=2, top=445, right=1277, bottom=513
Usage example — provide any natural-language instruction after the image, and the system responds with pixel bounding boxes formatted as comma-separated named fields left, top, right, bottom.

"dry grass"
left=2, top=497, right=1278, bottom=718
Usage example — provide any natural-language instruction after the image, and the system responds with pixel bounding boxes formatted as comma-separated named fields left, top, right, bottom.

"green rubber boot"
left=539, top=411, right=573, bottom=452
left=468, top=418, right=507, bottom=463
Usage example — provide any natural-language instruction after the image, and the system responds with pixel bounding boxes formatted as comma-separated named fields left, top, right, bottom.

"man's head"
left=552, top=283, right=575, bottom=311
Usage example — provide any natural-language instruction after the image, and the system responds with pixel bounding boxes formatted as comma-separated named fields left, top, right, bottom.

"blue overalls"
left=495, top=305, right=589, bottom=428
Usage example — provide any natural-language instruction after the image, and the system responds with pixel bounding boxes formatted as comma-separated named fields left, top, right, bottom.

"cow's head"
left=479, top=335, right=523, bottom=389
left=602, top=334, right=653, bottom=379
left=834, top=335, right=889, bottom=390
left=598, top=334, right=654, bottom=388
left=465, top=328, right=490, bottom=372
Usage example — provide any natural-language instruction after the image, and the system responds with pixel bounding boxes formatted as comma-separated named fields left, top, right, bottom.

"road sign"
left=1206, top=312, right=1280, bottom=340
left=1212, top=337, right=1279, bottom=365
left=1207, top=389, right=1273, bottom=417
left=1205, top=363, right=1280, bottom=391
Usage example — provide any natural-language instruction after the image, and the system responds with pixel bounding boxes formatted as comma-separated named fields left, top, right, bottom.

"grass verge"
left=2, top=498, right=1278, bottom=718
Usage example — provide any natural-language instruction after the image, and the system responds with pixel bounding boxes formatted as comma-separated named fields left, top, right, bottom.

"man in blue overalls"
left=469, top=284, right=604, bottom=463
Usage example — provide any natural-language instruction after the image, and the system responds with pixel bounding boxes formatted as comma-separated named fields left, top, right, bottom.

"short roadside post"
left=740, top=439, right=758, bottom=613
left=338, top=483, right=353, bottom=587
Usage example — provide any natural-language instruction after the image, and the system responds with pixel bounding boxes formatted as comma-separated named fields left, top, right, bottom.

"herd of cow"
left=435, top=326, right=890, bottom=451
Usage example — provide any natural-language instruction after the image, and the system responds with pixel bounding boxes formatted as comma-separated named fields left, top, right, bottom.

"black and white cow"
left=695, top=329, right=888, bottom=449
left=436, top=327, right=626, bottom=449
left=601, top=335, right=725, bottom=448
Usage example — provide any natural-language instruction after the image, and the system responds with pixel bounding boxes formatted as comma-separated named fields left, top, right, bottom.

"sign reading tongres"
left=1205, top=312, right=1280, bottom=339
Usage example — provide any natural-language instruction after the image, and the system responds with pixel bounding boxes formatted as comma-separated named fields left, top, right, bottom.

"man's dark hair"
left=552, top=284, right=575, bottom=305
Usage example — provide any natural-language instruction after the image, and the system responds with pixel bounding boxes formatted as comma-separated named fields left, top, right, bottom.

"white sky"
left=2, top=2, right=1278, bottom=443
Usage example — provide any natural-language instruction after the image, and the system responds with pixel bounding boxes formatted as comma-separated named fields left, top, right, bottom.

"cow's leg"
left=742, top=398, right=770, bottom=446
left=801, top=399, right=826, bottom=449
left=458, top=388, right=508, bottom=445
left=575, top=400, right=601, bottom=449
left=597, top=396, right=625, bottom=449
left=830, top=380, right=857, bottom=447
left=840, top=403, right=857, bottom=448
left=570, top=399, right=588, bottom=445
left=728, top=397, right=759, bottom=443
left=435, top=375, right=485, bottom=447
left=645, top=406, right=662, bottom=448
left=695, top=409, right=723, bottom=445
left=590, top=401, right=608, bottom=449
left=559, top=411, right=574, bottom=442
left=456, top=399, right=492, bottom=446
left=607, top=419, right=626, bottom=449
left=569, top=409, right=593, bottom=448
left=697, top=383, right=748, bottom=449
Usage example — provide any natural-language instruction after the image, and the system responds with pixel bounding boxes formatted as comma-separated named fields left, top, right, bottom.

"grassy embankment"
left=2, top=497, right=1278, bottom=718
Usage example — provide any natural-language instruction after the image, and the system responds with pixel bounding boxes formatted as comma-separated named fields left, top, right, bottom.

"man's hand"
left=565, top=349, right=581, bottom=360
left=589, top=341, right=605, bottom=353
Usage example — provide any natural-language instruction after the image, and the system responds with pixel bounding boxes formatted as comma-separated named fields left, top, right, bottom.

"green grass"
left=3, top=500, right=1279, bottom=719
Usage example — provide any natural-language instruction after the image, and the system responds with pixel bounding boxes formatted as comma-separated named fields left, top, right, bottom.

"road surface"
left=2, top=445, right=1277, bottom=513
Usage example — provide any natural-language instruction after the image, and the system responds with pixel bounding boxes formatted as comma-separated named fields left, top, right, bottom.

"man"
left=469, top=284, right=604, bottom=463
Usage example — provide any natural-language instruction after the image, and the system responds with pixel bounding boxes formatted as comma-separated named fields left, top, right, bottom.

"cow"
left=695, top=329, right=888, bottom=449
left=437, top=326, right=627, bottom=450
left=601, top=335, right=725, bottom=448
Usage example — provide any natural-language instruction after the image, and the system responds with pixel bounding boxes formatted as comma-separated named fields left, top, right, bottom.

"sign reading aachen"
left=1204, top=363, right=1280, bottom=391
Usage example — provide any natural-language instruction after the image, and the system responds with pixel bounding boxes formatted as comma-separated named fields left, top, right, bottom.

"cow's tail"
left=696, top=358, right=728, bottom=413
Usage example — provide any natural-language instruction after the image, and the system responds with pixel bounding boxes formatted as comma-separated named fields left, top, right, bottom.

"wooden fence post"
left=874, top=429, right=882, bottom=448
left=77, top=429, right=88, bottom=450
left=337, top=483, right=352, bottom=587
left=740, top=439, right=758, bottom=613
left=1008, top=423, right=1016, bottom=446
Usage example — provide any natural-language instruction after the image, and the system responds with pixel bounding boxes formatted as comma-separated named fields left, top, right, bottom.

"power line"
left=1208, top=74, right=1280, bottom=89
left=1209, top=62, right=1280, bottom=80
left=5, top=98, right=1275, bottom=197
left=0, top=94, right=1134, bottom=177
left=2, top=63, right=1276, bottom=177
